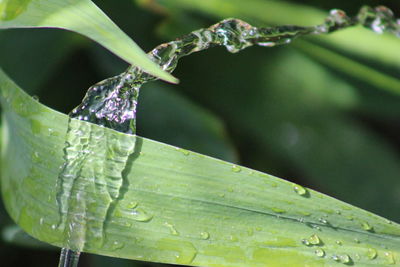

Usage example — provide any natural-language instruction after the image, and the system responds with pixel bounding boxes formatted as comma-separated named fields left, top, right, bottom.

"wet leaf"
left=2, top=69, right=400, bottom=266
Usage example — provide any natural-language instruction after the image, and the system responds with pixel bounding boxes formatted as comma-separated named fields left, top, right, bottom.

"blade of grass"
left=0, top=0, right=177, bottom=83
left=293, top=40, right=400, bottom=95
left=1, top=69, right=400, bottom=265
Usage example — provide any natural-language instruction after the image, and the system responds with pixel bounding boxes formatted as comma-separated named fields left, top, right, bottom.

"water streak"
left=56, top=5, right=399, bottom=264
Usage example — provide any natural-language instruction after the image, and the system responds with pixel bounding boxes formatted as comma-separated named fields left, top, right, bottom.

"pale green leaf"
left=0, top=0, right=177, bottom=83
left=1, top=69, right=400, bottom=266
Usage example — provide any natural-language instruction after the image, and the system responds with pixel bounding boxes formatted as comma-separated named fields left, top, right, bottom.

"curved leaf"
left=1, top=70, right=400, bottom=266
left=0, top=0, right=177, bottom=83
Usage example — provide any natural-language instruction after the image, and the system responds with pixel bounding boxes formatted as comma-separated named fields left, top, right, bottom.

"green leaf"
left=0, top=0, right=177, bottom=83
left=2, top=69, right=400, bottom=265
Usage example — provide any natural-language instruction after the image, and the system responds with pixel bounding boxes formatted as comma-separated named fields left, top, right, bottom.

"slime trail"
left=56, top=5, right=400, bottom=263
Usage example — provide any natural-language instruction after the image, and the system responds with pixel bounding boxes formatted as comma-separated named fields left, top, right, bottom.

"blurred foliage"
left=0, top=0, right=399, bottom=266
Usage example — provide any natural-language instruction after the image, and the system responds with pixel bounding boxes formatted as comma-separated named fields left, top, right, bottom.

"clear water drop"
left=127, top=201, right=138, bottom=209
left=315, top=248, right=325, bottom=257
left=367, top=248, right=377, bottom=260
left=308, top=234, right=321, bottom=245
left=340, top=254, right=351, bottom=264
left=164, top=222, right=179, bottom=236
left=384, top=252, right=396, bottom=264
left=231, top=165, right=241, bottom=173
left=361, top=221, right=373, bottom=231
left=336, top=240, right=343, bottom=246
left=131, top=208, right=153, bottom=222
left=293, top=184, right=307, bottom=196
left=200, top=232, right=210, bottom=240
left=301, top=239, right=311, bottom=246
left=318, top=218, right=329, bottom=225
left=332, top=254, right=340, bottom=261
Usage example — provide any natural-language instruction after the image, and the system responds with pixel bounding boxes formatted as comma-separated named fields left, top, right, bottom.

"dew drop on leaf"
left=361, top=221, right=374, bottom=231
left=315, top=248, right=325, bottom=257
left=367, top=248, right=377, bottom=260
left=308, top=234, right=321, bottom=245
left=231, top=165, right=241, bottom=173
left=293, top=184, right=307, bottom=196
left=384, top=251, right=396, bottom=264
left=200, top=232, right=210, bottom=240
left=340, top=254, right=351, bottom=264
left=164, top=222, right=179, bottom=236
left=131, top=208, right=153, bottom=222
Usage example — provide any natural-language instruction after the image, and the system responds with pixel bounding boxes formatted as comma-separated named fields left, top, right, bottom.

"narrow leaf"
left=1, top=69, right=400, bottom=265
left=0, top=0, right=177, bottom=83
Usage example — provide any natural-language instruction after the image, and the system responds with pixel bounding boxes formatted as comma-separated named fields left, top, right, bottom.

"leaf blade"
left=1, top=69, right=400, bottom=266
left=0, top=0, right=177, bottom=83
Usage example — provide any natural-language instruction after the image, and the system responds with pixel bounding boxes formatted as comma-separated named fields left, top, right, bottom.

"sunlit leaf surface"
left=1, top=69, right=400, bottom=266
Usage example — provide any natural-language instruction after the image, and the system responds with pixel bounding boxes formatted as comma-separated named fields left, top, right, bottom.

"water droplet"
left=164, top=222, right=179, bottom=235
left=131, top=208, right=153, bottom=222
left=127, top=201, right=138, bottom=209
left=293, top=184, right=307, bottom=196
left=367, top=248, right=377, bottom=260
left=332, top=254, right=340, bottom=261
left=361, top=221, right=373, bottom=231
left=39, top=218, right=44, bottom=225
left=51, top=224, right=57, bottom=230
left=384, top=252, right=396, bottom=264
left=32, top=95, right=40, bottom=101
left=354, top=238, right=360, bottom=243
left=340, top=254, right=351, bottom=264
left=200, top=232, right=210, bottom=240
left=308, top=234, right=321, bottom=245
left=336, top=240, right=343, bottom=246
left=318, top=218, right=329, bottom=225
left=231, top=165, right=241, bottom=172
left=315, top=248, right=325, bottom=257
left=301, top=239, right=310, bottom=246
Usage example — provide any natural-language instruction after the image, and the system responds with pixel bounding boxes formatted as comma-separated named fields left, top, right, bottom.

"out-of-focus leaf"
left=0, top=29, right=85, bottom=93
left=138, top=82, right=237, bottom=162
left=2, top=224, right=54, bottom=250
left=2, top=66, right=400, bottom=265
left=293, top=40, right=400, bottom=96
left=0, top=0, right=177, bottom=83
